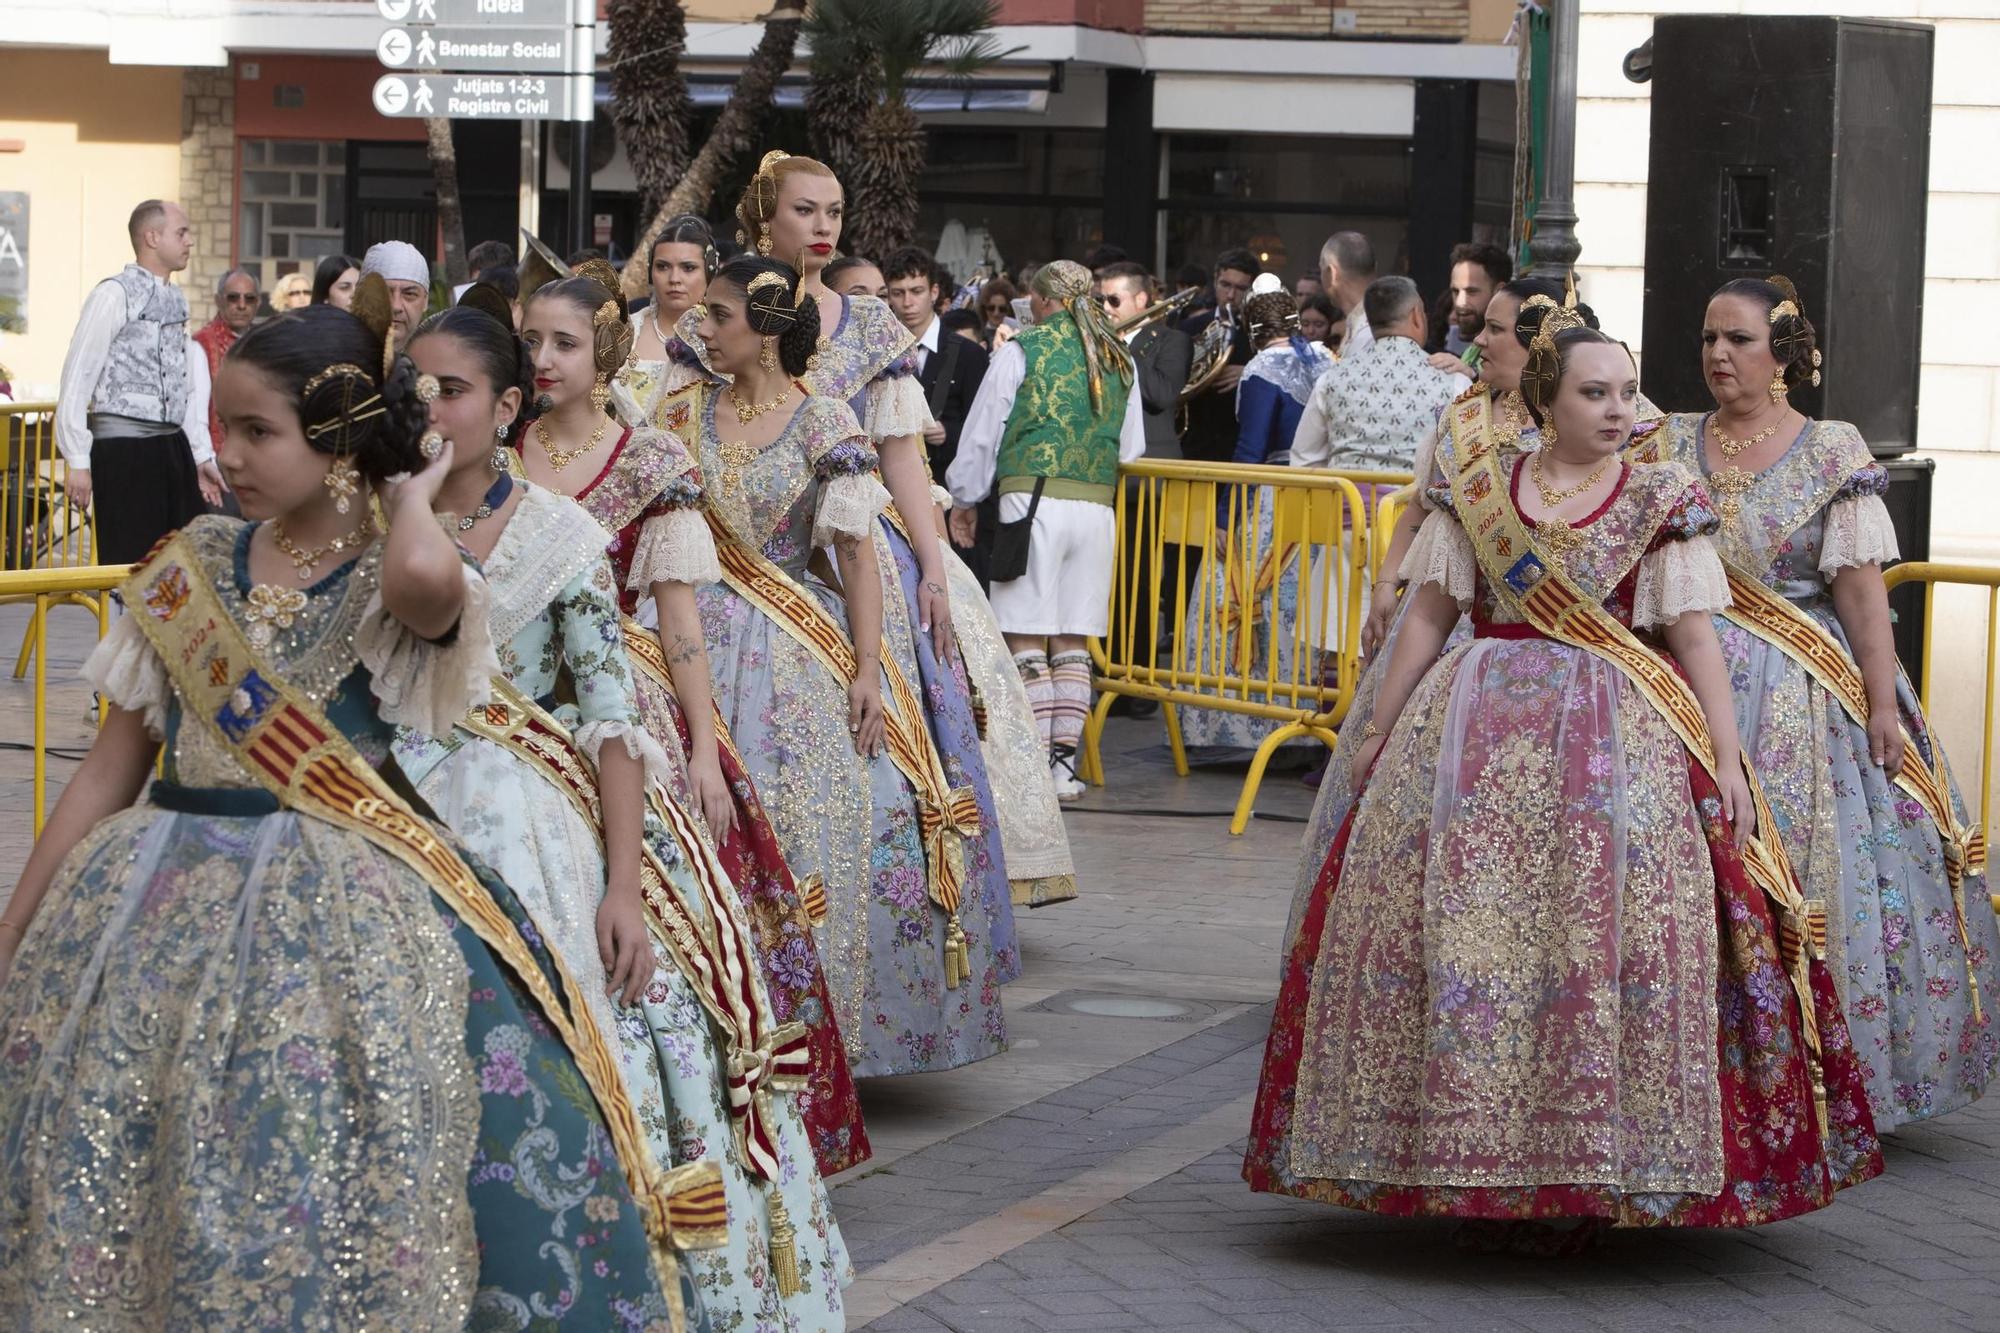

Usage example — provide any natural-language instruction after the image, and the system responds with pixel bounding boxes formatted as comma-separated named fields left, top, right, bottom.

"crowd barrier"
left=1883, top=561, right=2000, bottom=913
left=0, top=565, right=129, bottom=834
left=1, top=402, right=105, bottom=681
left=1083, top=459, right=1412, bottom=834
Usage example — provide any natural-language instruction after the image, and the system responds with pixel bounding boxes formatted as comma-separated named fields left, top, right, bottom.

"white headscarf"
left=361, top=240, right=429, bottom=288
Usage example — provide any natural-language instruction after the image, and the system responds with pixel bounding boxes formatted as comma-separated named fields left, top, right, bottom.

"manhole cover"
left=1024, top=991, right=1219, bottom=1022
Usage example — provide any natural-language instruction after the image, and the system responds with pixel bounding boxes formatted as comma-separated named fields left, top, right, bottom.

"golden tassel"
left=944, top=918, right=967, bottom=991
left=767, top=1192, right=802, bottom=1298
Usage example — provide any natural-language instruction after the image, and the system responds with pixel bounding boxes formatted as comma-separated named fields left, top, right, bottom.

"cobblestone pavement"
left=9, top=605, right=2000, bottom=1332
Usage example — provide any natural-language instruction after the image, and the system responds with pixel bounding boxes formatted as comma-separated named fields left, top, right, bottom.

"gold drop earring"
left=590, top=372, right=612, bottom=415
left=756, top=224, right=773, bottom=258
left=1540, top=419, right=1558, bottom=450
left=1769, top=370, right=1788, bottom=403
left=324, top=452, right=360, bottom=515
left=759, top=336, right=779, bottom=372
left=491, top=424, right=511, bottom=473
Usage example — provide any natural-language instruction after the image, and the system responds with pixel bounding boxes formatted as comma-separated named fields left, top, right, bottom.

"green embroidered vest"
left=994, top=313, right=1128, bottom=506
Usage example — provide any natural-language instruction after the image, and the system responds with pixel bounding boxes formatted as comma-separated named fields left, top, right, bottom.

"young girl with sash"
left=1659, top=275, right=1999, bottom=1128
left=733, top=150, right=1064, bottom=931
left=683, top=255, right=1006, bottom=1078
left=1245, top=316, right=1882, bottom=1234
left=0, top=291, right=694, bottom=1330
left=399, top=292, right=850, bottom=1327
left=522, top=261, right=870, bottom=1176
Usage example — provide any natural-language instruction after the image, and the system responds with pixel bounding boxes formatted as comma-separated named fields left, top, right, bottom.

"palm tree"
left=609, top=0, right=692, bottom=226
left=805, top=0, right=1017, bottom=261
left=424, top=117, right=467, bottom=283
left=619, top=4, right=806, bottom=297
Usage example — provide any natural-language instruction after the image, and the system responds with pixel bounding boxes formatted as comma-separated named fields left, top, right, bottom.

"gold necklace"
left=536, top=414, right=610, bottom=471
left=271, top=515, right=377, bottom=581
left=1530, top=450, right=1611, bottom=506
left=1713, top=413, right=1784, bottom=459
left=728, top=381, right=793, bottom=425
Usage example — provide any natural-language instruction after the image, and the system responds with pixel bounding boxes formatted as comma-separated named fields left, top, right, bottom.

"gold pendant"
left=1710, top=465, right=1756, bottom=526
left=1537, top=517, right=1585, bottom=563
left=244, top=583, right=308, bottom=649
left=716, top=439, right=760, bottom=500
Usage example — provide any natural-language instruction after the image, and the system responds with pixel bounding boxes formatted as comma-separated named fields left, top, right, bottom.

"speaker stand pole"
left=568, top=117, right=592, bottom=258
left=1529, top=0, right=1582, bottom=276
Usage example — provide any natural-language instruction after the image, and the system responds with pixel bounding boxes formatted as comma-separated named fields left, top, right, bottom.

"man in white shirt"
left=884, top=246, right=993, bottom=582
left=1318, top=230, right=1378, bottom=360
left=947, top=260, right=1145, bottom=798
left=55, top=199, right=224, bottom=564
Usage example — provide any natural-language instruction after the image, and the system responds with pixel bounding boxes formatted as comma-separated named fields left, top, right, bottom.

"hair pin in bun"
left=744, top=270, right=800, bottom=335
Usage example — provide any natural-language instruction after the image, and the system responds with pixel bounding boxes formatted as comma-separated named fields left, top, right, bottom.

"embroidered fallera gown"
left=0, top=516, right=688, bottom=1331
left=563, top=419, right=872, bottom=1176
left=1661, top=413, right=2000, bottom=1128
left=1179, top=336, right=1331, bottom=758
left=1246, top=452, right=1883, bottom=1224
left=392, top=482, right=849, bottom=1329
left=694, top=390, right=1007, bottom=1077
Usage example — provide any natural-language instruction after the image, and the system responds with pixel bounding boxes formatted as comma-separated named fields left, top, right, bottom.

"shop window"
left=237, top=138, right=345, bottom=288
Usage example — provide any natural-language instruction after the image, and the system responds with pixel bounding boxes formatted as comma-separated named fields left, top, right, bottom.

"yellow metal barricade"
left=0, top=565, right=130, bottom=834
left=1884, top=561, right=2000, bottom=913
left=1, top=402, right=106, bottom=678
left=1087, top=459, right=1411, bottom=833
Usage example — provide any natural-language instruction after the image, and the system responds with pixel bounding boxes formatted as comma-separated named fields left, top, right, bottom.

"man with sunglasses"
left=191, top=268, right=260, bottom=455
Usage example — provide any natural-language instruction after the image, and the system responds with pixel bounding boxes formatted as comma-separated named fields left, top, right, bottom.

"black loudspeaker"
left=1639, top=16, right=1933, bottom=458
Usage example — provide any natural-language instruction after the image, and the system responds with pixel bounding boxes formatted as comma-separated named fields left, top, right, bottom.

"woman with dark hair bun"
left=0, top=286, right=682, bottom=1327
left=400, top=288, right=848, bottom=1328
left=1249, top=300, right=1882, bottom=1234
left=310, top=251, right=360, bottom=309
left=620, top=213, right=717, bottom=424
left=678, top=254, right=1009, bottom=1079
left=1656, top=276, right=2000, bottom=1130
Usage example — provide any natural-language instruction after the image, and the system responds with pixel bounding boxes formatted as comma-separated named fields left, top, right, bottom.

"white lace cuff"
left=574, top=717, right=679, bottom=790
left=1399, top=510, right=1476, bottom=605
left=1819, top=494, right=1900, bottom=574
left=1631, top=535, right=1733, bottom=629
left=814, top=470, right=892, bottom=547
left=931, top=482, right=954, bottom=512
left=864, top=374, right=931, bottom=445
left=82, top=612, right=170, bottom=738
left=627, top=508, right=722, bottom=590
left=355, top=561, right=500, bottom=738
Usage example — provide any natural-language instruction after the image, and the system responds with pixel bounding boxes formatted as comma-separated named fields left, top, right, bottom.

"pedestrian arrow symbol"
left=376, top=0, right=411, bottom=18
left=416, top=30, right=437, bottom=65
left=377, top=27, right=413, bottom=66
left=372, top=75, right=411, bottom=115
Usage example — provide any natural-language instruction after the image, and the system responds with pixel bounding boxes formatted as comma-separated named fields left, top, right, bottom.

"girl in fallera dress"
left=619, top=214, right=716, bottom=430
left=688, top=255, right=1006, bottom=1077
left=1246, top=313, right=1882, bottom=1235
left=520, top=258, right=871, bottom=1175
left=398, top=291, right=849, bottom=1329
left=0, top=291, right=688, bottom=1330
left=1658, top=275, right=1999, bottom=1129
left=730, top=151, right=1035, bottom=951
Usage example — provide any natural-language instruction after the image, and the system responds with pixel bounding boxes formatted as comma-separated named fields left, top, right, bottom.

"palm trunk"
left=806, top=55, right=874, bottom=188
left=620, top=11, right=804, bottom=297
left=609, top=0, right=692, bottom=224
left=848, top=99, right=925, bottom=261
left=425, top=117, right=467, bottom=284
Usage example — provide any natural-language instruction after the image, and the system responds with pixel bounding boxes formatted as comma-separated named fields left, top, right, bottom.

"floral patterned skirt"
left=0, top=801, right=680, bottom=1330
left=626, top=659, right=872, bottom=1176
left=1718, top=606, right=2000, bottom=1128
left=1245, top=639, right=1883, bottom=1224
left=699, top=574, right=1006, bottom=1078
left=409, top=735, right=850, bottom=1329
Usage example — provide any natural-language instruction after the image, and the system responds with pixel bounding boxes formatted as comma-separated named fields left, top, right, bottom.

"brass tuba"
left=1111, top=284, right=1201, bottom=336
left=1179, top=315, right=1235, bottom=405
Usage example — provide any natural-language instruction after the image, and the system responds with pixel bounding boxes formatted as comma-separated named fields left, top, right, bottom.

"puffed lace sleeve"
left=82, top=612, right=170, bottom=738
left=1819, top=464, right=1899, bottom=574
left=553, top=560, right=680, bottom=789
left=863, top=364, right=932, bottom=444
left=810, top=403, right=892, bottom=546
left=626, top=470, right=722, bottom=590
left=1399, top=507, right=1476, bottom=606
left=354, top=553, right=501, bottom=738
left=1631, top=481, right=1732, bottom=629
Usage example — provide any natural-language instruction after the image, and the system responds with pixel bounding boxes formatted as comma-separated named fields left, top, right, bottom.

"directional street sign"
left=376, top=25, right=581, bottom=73
left=372, top=72, right=586, bottom=121
left=375, top=0, right=582, bottom=27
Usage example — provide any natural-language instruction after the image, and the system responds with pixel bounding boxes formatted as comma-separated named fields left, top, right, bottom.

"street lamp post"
left=1529, top=0, right=1582, bottom=276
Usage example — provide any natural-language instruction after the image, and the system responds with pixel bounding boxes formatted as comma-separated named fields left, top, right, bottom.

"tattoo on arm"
left=924, top=580, right=945, bottom=596
left=666, top=634, right=703, bottom=666
left=835, top=536, right=861, bottom=557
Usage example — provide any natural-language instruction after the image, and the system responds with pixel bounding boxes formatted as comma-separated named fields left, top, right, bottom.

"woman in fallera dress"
left=731, top=149, right=1061, bottom=933
left=687, top=254, right=1006, bottom=1077
left=1246, top=312, right=1881, bottom=1234
left=619, top=213, right=717, bottom=430
left=1658, top=275, right=2000, bottom=1129
left=0, top=290, right=688, bottom=1330
left=398, top=291, right=849, bottom=1329
left=520, top=259, right=871, bottom=1175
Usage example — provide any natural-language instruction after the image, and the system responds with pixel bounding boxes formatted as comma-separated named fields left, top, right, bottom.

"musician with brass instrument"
left=1176, top=247, right=1260, bottom=465
left=1096, top=263, right=1193, bottom=459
